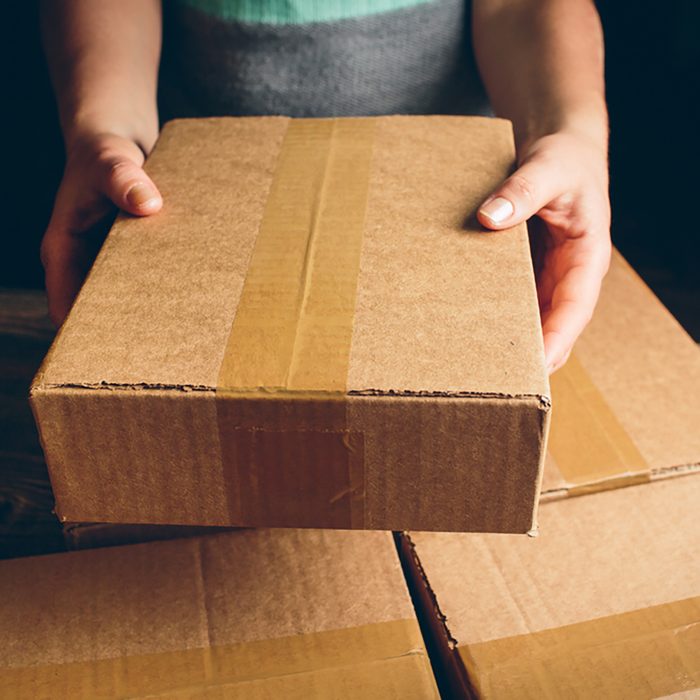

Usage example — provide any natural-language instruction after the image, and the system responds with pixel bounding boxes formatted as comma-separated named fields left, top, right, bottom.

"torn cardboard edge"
left=30, top=382, right=550, bottom=404
left=396, top=532, right=474, bottom=699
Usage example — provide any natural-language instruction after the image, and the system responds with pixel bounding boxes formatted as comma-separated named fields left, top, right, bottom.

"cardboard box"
left=31, top=115, right=550, bottom=533
left=401, top=476, right=700, bottom=699
left=543, top=249, right=700, bottom=500
left=1, top=528, right=439, bottom=699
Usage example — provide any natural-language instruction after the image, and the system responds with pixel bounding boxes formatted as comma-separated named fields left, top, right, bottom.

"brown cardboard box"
left=401, top=476, right=700, bottom=699
left=31, top=115, right=550, bottom=534
left=543, top=249, right=700, bottom=500
left=1, top=528, right=439, bottom=699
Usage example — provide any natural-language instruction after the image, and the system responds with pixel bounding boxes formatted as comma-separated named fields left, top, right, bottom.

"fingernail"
left=479, top=197, right=514, bottom=225
left=126, top=183, right=159, bottom=210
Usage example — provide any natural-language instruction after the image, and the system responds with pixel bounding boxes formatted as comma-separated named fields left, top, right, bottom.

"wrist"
left=514, top=96, right=608, bottom=156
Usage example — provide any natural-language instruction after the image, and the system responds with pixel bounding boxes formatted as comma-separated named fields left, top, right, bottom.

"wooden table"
left=0, top=289, right=64, bottom=558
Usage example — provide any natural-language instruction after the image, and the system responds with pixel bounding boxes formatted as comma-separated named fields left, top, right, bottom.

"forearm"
left=41, top=0, right=162, bottom=153
left=473, top=0, right=607, bottom=153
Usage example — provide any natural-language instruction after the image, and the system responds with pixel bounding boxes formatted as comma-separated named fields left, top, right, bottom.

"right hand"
left=41, top=132, right=162, bottom=326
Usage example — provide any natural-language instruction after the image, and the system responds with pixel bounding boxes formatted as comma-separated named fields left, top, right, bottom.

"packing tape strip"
left=2, top=619, right=434, bottom=700
left=215, top=118, right=375, bottom=527
left=459, top=596, right=700, bottom=699
left=547, top=353, right=648, bottom=493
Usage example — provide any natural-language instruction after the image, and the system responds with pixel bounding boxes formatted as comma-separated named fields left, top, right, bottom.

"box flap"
left=33, top=116, right=546, bottom=400
left=542, top=249, right=700, bottom=498
left=408, top=475, right=700, bottom=698
left=1, top=528, right=439, bottom=699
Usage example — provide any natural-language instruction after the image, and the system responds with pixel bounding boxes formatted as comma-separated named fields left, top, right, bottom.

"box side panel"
left=33, top=388, right=547, bottom=532
left=353, top=395, right=548, bottom=533
left=31, top=388, right=230, bottom=524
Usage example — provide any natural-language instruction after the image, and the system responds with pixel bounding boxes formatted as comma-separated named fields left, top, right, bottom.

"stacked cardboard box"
left=1, top=528, right=439, bottom=699
left=399, top=250, right=700, bottom=697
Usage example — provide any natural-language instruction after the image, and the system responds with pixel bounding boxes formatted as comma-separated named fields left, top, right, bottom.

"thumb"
left=477, top=157, right=564, bottom=230
left=98, top=155, right=163, bottom=217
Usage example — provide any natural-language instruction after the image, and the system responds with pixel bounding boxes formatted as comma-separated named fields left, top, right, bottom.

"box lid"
left=542, top=249, right=700, bottom=499
left=1, top=528, right=439, bottom=699
left=34, top=115, right=547, bottom=400
left=407, top=476, right=700, bottom=698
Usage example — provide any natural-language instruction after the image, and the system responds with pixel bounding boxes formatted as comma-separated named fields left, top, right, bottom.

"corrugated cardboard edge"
left=396, top=532, right=475, bottom=699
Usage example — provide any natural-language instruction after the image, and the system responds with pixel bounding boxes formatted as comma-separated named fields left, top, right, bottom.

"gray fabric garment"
left=159, top=0, right=490, bottom=120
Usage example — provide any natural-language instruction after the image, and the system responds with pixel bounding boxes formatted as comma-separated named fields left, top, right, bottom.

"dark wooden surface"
left=0, top=290, right=64, bottom=559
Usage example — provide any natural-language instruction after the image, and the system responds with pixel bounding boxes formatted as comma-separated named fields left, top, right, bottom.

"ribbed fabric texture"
left=176, top=0, right=436, bottom=24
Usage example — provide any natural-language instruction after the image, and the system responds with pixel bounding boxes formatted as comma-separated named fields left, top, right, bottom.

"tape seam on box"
left=2, top=619, right=430, bottom=698
left=215, top=118, right=375, bottom=527
left=547, top=353, right=648, bottom=490
left=458, top=596, right=700, bottom=698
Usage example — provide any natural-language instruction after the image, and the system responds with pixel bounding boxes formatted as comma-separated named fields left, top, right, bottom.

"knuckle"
left=105, top=158, right=132, bottom=180
left=507, top=174, right=537, bottom=203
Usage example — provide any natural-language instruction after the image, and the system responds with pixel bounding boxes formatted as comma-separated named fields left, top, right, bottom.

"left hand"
left=477, top=130, right=611, bottom=374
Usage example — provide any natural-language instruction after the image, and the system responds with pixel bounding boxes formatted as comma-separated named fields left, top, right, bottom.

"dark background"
left=1, top=1, right=699, bottom=337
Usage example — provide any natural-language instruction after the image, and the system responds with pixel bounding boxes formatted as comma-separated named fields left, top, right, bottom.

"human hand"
left=41, top=132, right=162, bottom=326
left=477, top=130, right=611, bottom=374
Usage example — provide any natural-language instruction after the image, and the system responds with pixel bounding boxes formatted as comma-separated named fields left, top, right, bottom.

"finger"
left=42, top=225, right=93, bottom=326
left=97, top=155, right=162, bottom=216
left=41, top=209, right=112, bottom=327
left=541, top=254, right=607, bottom=373
left=478, top=157, right=566, bottom=230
